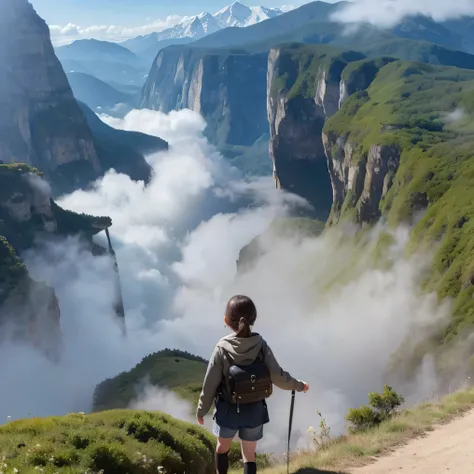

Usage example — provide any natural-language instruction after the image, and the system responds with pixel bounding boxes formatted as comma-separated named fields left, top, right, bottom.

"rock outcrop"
left=323, top=133, right=400, bottom=224
left=141, top=46, right=268, bottom=147
left=0, top=163, right=122, bottom=359
left=0, top=0, right=103, bottom=192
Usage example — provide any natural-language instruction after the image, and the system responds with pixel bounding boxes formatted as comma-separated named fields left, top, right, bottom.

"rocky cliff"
left=141, top=46, right=268, bottom=147
left=0, top=0, right=168, bottom=195
left=323, top=132, right=401, bottom=225
left=0, top=163, right=120, bottom=359
left=267, top=45, right=369, bottom=220
left=0, top=0, right=103, bottom=193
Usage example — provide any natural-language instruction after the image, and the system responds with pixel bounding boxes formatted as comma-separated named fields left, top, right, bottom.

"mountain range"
left=121, top=1, right=282, bottom=62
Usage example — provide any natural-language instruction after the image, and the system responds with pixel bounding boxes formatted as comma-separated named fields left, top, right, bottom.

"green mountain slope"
left=240, top=22, right=474, bottom=69
left=266, top=41, right=474, bottom=370
left=322, top=60, right=474, bottom=344
left=93, top=350, right=207, bottom=411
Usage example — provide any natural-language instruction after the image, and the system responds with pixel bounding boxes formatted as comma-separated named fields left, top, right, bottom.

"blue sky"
left=33, top=0, right=293, bottom=26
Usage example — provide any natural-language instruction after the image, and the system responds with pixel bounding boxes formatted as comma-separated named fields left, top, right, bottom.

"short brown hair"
left=225, top=295, right=257, bottom=338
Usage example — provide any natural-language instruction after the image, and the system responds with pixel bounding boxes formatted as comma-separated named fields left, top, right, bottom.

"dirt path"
left=351, top=410, right=474, bottom=473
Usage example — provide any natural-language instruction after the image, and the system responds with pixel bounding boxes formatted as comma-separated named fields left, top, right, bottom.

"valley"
left=2, top=0, right=474, bottom=472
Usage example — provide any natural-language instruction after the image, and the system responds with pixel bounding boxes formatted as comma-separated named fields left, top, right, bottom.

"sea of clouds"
left=0, top=107, right=458, bottom=454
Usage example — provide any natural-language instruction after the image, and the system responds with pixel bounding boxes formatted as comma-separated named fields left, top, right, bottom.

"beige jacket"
left=197, top=333, right=305, bottom=418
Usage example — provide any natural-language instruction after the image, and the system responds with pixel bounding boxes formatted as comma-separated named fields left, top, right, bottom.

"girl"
left=196, top=295, right=309, bottom=474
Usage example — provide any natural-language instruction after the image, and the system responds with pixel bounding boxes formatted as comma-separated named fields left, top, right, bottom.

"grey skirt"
left=213, top=396, right=270, bottom=430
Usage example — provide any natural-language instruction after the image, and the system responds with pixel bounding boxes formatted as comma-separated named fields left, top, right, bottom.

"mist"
left=0, top=107, right=456, bottom=454
left=332, top=0, right=474, bottom=28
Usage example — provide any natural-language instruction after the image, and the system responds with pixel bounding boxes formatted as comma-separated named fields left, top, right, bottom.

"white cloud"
left=0, top=107, right=468, bottom=457
left=129, top=383, right=195, bottom=423
left=332, top=0, right=474, bottom=28
left=280, top=4, right=297, bottom=12
left=49, top=15, right=184, bottom=46
left=442, top=107, right=466, bottom=124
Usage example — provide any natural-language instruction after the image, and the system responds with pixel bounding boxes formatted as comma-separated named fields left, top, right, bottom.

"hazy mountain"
left=56, top=39, right=149, bottom=87
left=77, top=101, right=167, bottom=184
left=67, top=72, right=136, bottom=117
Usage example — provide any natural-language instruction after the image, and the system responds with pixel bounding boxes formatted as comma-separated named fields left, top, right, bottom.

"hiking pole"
left=287, top=390, right=296, bottom=474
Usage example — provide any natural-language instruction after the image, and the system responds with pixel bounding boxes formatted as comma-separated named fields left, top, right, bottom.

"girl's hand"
left=197, top=416, right=204, bottom=425
left=303, top=382, right=310, bottom=393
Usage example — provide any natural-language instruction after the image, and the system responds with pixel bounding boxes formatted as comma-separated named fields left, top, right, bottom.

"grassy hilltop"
left=93, top=350, right=208, bottom=411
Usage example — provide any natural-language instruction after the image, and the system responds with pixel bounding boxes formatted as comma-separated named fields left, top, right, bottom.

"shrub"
left=85, top=443, right=134, bottom=473
left=346, top=385, right=405, bottom=433
left=308, top=411, right=332, bottom=450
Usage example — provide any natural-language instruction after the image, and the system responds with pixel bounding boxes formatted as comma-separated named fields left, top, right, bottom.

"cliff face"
left=323, top=133, right=400, bottom=224
left=267, top=45, right=367, bottom=220
left=0, top=165, right=62, bottom=359
left=267, top=46, right=397, bottom=222
left=0, top=164, right=120, bottom=359
left=0, top=0, right=103, bottom=192
left=142, top=47, right=268, bottom=147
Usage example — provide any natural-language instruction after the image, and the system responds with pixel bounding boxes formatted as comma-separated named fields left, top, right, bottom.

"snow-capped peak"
left=214, top=1, right=282, bottom=27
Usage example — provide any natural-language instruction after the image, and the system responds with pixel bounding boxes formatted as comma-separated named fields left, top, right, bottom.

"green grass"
left=267, top=217, right=326, bottom=238
left=93, top=350, right=208, bottom=411
left=0, top=410, right=268, bottom=474
left=248, top=388, right=474, bottom=474
left=50, top=201, right=112, bottom=236
left=0, top=163, right=43, bottom=201
left=271, top=44, right=365, bottom=101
